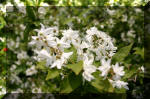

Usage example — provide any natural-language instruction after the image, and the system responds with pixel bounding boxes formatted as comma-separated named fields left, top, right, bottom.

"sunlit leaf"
left=46, top=69, right=60, bottom=80
left=66, top=61, right=83, bottom=75
left=112, top=43, right=133, bottom=63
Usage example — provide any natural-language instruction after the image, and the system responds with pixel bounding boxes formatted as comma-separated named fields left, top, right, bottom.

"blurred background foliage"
left=0, top=0, right=148, bottom=6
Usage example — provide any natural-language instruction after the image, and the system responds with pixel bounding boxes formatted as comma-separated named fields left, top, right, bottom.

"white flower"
left=36, top=49, right=53, bottom=66
left=76, top=41, right=90, bottom=61
left=32, top=88, right=42, bottom=93
left=51, top=52, right=73, bottom=69
left=82, top=72, right=95, bottom=82
left=0, top=4, right=6, bottom=13
left=5, top=2, right=14, bottom=12
left=29, top=36, right=44, bottom=49
left=56, top=38, right=71, bottom=51
left=17, top=6, right=26, bottom=14
left=139, top=66, right=144, bottom=73
left=61, top=28, right=80, bottom=45
left=109, top=0, right=115, bottom=5
left=29, top=24, right=57, bottom=49
left=35, top=24, right=55, bottom=36
left=17, top=51, right=29, bottom=60
left=86, top=27, right=99, bottom=36
left=82, top=54, right=97, bottom=81
left=0, top=37, right=5, bottom=42
left=109, top=79, right=129, bottom=90
left=40, top=2, right=49, bottom=6
left=80, top=41, right=90, bottom=49
left=51, top=59, right=64, bottom=69
left=26, top=66, right=37, bottom=76
left=36, top=49, right=50, bottom=59
left=0, top=86, right=6, bottom=95
left=98, top=58, right=111, bottom=78
left=46, top=35, right=57, bottom=48
left=85, top=27, right=117, bottom=59
left=38, top=7, right=46, bottom=14
left=112, top=63, right=125, bottom=80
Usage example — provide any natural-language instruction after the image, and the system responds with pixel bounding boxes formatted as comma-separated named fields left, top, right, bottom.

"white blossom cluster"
left=98, top=59, right=128, bottom=89
left=29, top=24, right=128, bottom=90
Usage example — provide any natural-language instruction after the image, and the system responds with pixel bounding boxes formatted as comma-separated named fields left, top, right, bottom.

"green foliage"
left=26, top=6, right=36, bottom=21
left=66, top=61, right=83, bottom=75
left=46, top=69, right=60, bottom=80
left=36, top=60, right=47, bottom=70
left=60, top=73, right=82, bottom=93
left=91, top=71, right=114, bottom=93
left=112, top=43, right=133, bottom=63
left=0, top=17, right=6, bottom=30
left=133, top=47, right=144, bottom=59
left=122, top=65, right=138, bottom=81
left=26, top=0, right=44, bottom=6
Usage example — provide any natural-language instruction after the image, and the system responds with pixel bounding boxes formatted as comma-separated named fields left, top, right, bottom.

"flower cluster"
left=98, top=59, right=128, bottom=89
left=29, top=24, right=129, bottom=90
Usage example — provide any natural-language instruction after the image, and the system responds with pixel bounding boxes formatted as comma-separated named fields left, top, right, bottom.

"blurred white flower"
left=5, top=2, right=14, bottom=12
left=32, top=87, right=42, bottom=93
left=11, top=88, right=23, bottom=93
left=0, top=2, right=13, bottom=13
left=0, top=37, right=5, bottom=42
left=26, top=66, right=37, bottom=76
left=38, top=7, right=46, bottom=14
left=0, top=4, right=6, bottom=13
left=40, top=2, right=49, bottom=6
left=139, top=66, right=144, bottom=73
left=0, top=86, right=6, bottom=95
left=17, top=51, right=29, bottom=60
left=109, top=79, right=129, bottom=90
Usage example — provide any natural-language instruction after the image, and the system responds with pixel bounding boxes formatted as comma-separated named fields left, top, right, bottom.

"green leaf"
left=26, top=6, right=36, bottom=20
left=37, top=0, right=44, bottom=6
left=0, top=17, right=6, bottom=30
left=46, top=69, right=60, bottom=80
left=66, top=61, right=83, bottom=75
left=112, top=43, right=133, bottom=63
left=91, top=72, right=114, bottom=93
left=36, top=61, right=47, bottom=70
left=60, top=77, right=72, bottom=93
left=60, top=73, right=82, bottom=93
left=93, top=61, right=101, bottom=67
left=133, top=47, right=144, bottom=59
left=122, top=66, right=138, bottom=80
left=0, top=95, right=4, bottom=99
left=24, top=23, right=36, bottom=43
left=26, top=0, right=45, bottom=6
left=114, top=88, right=126, bottom=93
left=64, top=45, right=77, bottom=63
left=26, top=0, right=36, bottom=6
